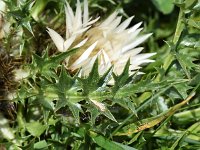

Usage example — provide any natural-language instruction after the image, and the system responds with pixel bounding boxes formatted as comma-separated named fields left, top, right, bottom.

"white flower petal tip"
left=100, top=11, right=118, bottom=27
left=47, top=0, right=156, bottom=80
left=115, top=16, right=134, bottom=32
left=147, top=52, right=156, bottom=57
left=128, top=22, right=143, bottom=33
left=47, top=27, right=65, bottom=52
left=73, top=38, right=88, bottom=48
left=136, top=52, right=156, bottom=58
left=122, top=33, right=152, bottom=53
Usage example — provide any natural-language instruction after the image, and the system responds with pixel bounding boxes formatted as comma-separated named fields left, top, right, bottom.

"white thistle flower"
left=47, top=0, right=156, bottom=77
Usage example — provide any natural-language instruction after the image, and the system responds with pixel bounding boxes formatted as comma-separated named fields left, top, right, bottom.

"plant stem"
left=17, top=103, right=25, bottom=135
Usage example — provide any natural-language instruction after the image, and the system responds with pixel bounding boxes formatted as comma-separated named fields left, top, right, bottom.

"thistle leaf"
left=175, top=52, right=198, bottom=79
left=67, top=102, right=83, bottom=124
left=114, top=79, right=166, bottom=99
left=78, top=58, right=100, bottom=94
left=32, top=48, right=78, bottom=79
left=33, top=48, right=78, bottom=71
left=37, top=90, right=55, bottom=110
left=55, top=93, right=68, bottom=111
left=90, top=100, right=117, bottom=122
left=102, top=108, right=117, bottom=123
left=98, top=67, right=113, bottom=87
left=87, top=106, right=100, bottom=125
left=112, top=59, right=132, bottom=94
left=56, top=66, right=75, bottom=92
left=114, top=98, right=137, bottom=115
left=173, top=83, right=192, bottom=99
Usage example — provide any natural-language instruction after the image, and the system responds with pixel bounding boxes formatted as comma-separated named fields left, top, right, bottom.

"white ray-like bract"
left=47, top=0, right=99, bottom=52
left=47, top=0, right=156, bottom=78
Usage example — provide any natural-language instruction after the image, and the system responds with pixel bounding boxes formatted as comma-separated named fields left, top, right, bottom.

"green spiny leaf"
left=115, top=79, right=168, bottom=99
left=56, top=66, right=75, bottom=92
left=89, top=90, right=112, bottom=102
left=102, top=108, right=117, bottom=123
left=67, top=102, right=83, bottom=124
left=189, top=73, right=200, bottom=86
left=114, top=98, right=137, bottom=116
left=48, top=48, right=78, bottom=66
left=7, top=0, right=35, bottom=35
left=55, top=93, right=67, bottom=111
left=87, top=106, right=100, bottom=125
left=39, top=98, right=55, bottom=110
left=32, top=53, right=44, bottom=69
left=175, top=52, right=198, bottom=79
left=37, top=89, right=55, bottom=110
left=78, top=58, right=100, bottom=94
left=173, top=82, right=192, bottom=99
left=98, top=67, right=113, bottom=87
left=55, top=90, right=84, bottom=111
left=90, top=100, right=117, bottom=122
left=112, top=59, right=132, bottom=94
left=22, top=17, right=34, bottom=35
left=33, top=48, right=78, bottom=78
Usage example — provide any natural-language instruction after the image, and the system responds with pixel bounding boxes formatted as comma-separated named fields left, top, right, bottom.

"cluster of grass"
left=0, top=0, right=200, bottom=149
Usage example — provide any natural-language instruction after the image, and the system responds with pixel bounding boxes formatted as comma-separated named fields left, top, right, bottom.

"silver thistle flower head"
left=47, top=0, right=156, bottom=77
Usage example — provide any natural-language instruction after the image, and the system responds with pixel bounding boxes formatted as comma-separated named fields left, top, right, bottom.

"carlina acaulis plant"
left=45, top=0, right=155, bottom=119
left=1, top=0, right=156, bottom=142
left=1, top=0, right=200, bottom=149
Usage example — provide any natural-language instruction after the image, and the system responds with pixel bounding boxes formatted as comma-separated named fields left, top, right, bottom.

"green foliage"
left=1, top=0, right=200, bottom=149
left=151, top=0, right=174, bottom=14
left=26, top=122, right=47, bottom=137
left=5, top=0, right=34, bottom=34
